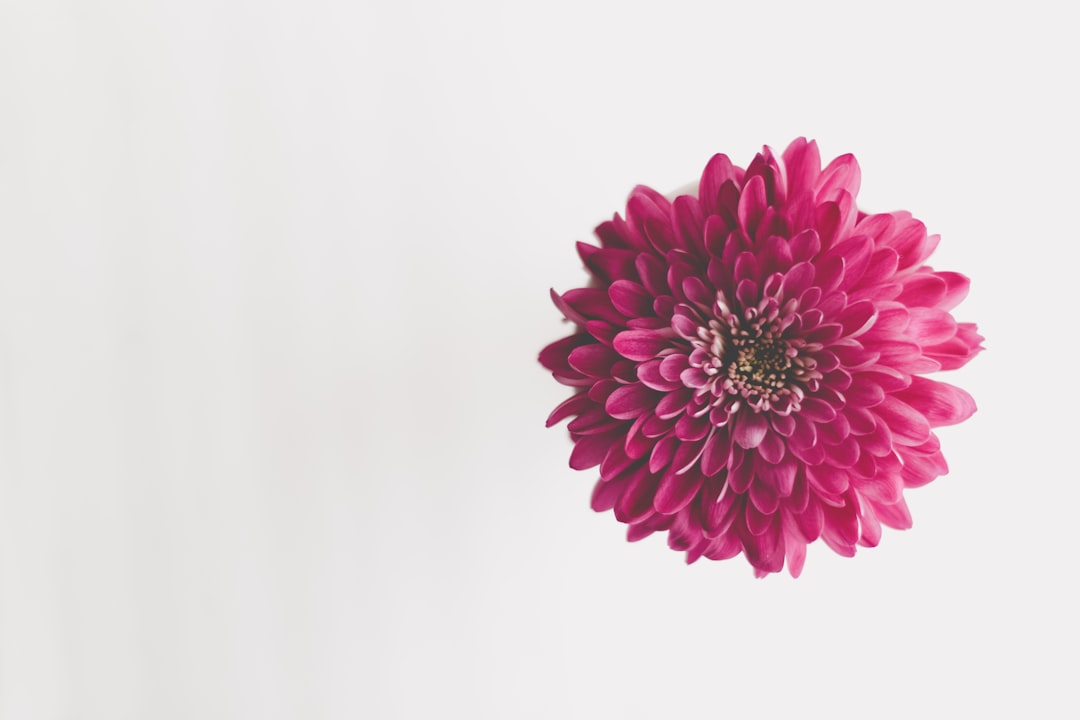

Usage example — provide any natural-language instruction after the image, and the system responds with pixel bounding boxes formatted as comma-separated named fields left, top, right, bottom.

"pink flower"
left=540, top=138, right=982, bottom=577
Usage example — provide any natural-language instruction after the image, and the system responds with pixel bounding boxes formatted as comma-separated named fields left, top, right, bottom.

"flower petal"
left=734, top=411, right=769, bottom=449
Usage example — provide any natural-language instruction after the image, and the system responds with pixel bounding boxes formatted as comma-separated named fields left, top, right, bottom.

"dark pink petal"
left=654, top=468, right=704, bottom=515
left=788, top=228, right=821, bottom=264
left=699, top=153, right=737, bottom=216
left=734, top=411, right=769, bottom=449
left=738, top=174, right=768, bottom=237
left=570, top=430, right=621, bottom=470
left=859, top=419, right=894, bottom=457
left=779, top=261, right=815, bottom=300
left=672, top=195, right=705, bottom=255
left=757, top=456, right=797, bottom=497
left=546, top=392, right=591, bottom=427
left=562, top=288, right=625, bottom=325
left=874, top=396, right=931, bottom=446
left=789, top=440, right=825, bottom=466
left=567, top=344, right=619, bottom=378
left=789, top=413, right=817, bottom=449
left=637, top=358, right=681, bottom=392
left=655, top=387, right=692, bottom=419
left=600, top=441, right=636, bottom=481
left=701, top=430, right=732, bottom=477
left=743, top=512, right=785, bottom=574
left=822, top=495, right=860, bottom=547
left=800, top=397, right=837, bottom=423
left=758, top=429, right=786, bottom=464
left=591, top=474, right=628, bottom=512
left=782, top=138, right=821, bottom=199
left=614, top=465, right=660, bottom=524
left=844, top=378, right=885, bottom=408
left=806, top=464, right=849, bottom=496
left=936, top=271, right=971, bottom=311
left=815, top=152, right=861, bottom=201
left=568, top=407, right=621, bottom=435
left=539, top=333, right=591, bottom=373
left=855, top=248, right=900, bottom=290
left=856, top=470, right=902, bottom=504
left=671, top=435, right=708, bottom=473
left=581, top=245, right=639, bottom=285
left=613, top=329, right=671, bottom=361
left=900, top=449, right=949, bottom=488
left=792, top=496, right=824, bottom=542
left=642, top=412, right=676, bottom=438
left=871, top=497, right=912, bottom=530
left=606, top=383, right=660, bottom=420
left=648, top=433, right=678, bottom=473
left=894, top=376, right=977, bottom=427
left=675, top=413, right=710, bottom=442
left=906, top=307, right=958, bottom=347
left=897, top=273, right=947, bottom=308
left=771, top=413, right=796, bottom=437
left=838, top=299, right=877, bottom=338
left=749, top=475, right=780, bottom=515
left=824, top=435, right=859, bottom=468
left=635, top=253, right=669, bottom=296
left=609, top=279, right=654, bottom=318
left=858, top=501, right=882, bottom=547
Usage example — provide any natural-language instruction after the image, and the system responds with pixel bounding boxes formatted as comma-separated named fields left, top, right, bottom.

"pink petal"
left=609, top=280, right=654, bottom=318
left=894, top=376, right=976, bottom=427
left=654, top=469, right=704, bottom=515
left=734, top=411, right=769, bottom=449
left=738, top=174, right=769, bottom=237
left=701, top=430, right=732, bottom=477
left=781, top=137, right=821, bottom=199
left=815, top=152, right=861, bottom=201
left=546, top=392, right=591, bottom=427
left=874, top=395, right=931, bottom=446
left=757, top=429, right=786, bottom=464
left=605, top=383, right=660, bottom=420
left=614, top=465, right=660, bottom=524
left=613, top=329, right=671, bottom=361
left=570, top=430, right=620, bottom=470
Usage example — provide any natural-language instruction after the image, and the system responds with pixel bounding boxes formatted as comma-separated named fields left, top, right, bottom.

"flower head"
left=540, top=138, right=982, bottom=577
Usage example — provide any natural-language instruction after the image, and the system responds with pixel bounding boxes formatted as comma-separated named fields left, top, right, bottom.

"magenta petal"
left=874, top=395, right=931, bottom=446
left=894, top=376, right=977, bottom=428
left=654, top=469, right=704, bottom=515
left=612, top=329, right=671, bottom=361
left=757, top=429, right=786, bottom=464
left=567, top=344, right=619, bottom=378
left=648, top=433, right=678, bottom=473
left=701, top=430, right=732, bottom=477
left=738, top=174, right=768, bottom=236
left=570, top=430, right=620, bottom=470
left=546, top=392, right=592, bottom=427
left=734, top=412, right=769, bottom=449
left=609, top=279, right=654, bottom=318
left=605, top=383, right=659, bottom=420
left=614, top=465, right=660, bottom=524
left=815, top=152, right=861, bottom=201
left=871, top=497, right=912, bottom=530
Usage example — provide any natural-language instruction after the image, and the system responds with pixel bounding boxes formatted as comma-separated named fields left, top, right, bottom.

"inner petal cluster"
left=681, top=292, right=821, bottom=419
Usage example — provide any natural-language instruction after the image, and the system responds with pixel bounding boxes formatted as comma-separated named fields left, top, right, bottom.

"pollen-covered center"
left=681, top=291, right=822, bottom=418
left=728, top=333, right=794, bottom=397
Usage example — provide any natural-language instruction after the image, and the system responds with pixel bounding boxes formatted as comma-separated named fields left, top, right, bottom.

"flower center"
left=681, top=291, right=822, bottom=418
left=727, top=334, right=793, bottom=397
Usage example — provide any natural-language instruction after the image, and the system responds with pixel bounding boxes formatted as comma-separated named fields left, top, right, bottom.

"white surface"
left=0, top=1, right=1075, bottom=718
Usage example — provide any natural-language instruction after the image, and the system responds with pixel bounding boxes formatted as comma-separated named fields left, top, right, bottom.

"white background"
left=0, top=1, right=1076, bottom=718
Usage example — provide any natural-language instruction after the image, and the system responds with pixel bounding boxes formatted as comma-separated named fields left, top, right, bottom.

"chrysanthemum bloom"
left=540, top=138, right=982, bottom=577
